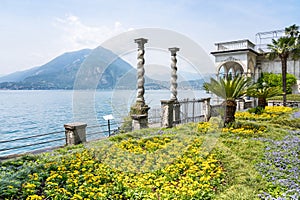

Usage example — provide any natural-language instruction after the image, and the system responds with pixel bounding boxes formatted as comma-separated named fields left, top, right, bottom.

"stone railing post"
left=173, top=101, right=181, bottom=125
left=161, top=100, right=174, bottom=128
left=203, top=98, right=211, bottom=121
left=131, top=38, right=150, bottom=130
left=64, top=122, right=87, bottom=145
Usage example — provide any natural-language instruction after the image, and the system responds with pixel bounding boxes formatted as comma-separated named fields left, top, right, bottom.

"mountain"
left=0, top=48, right=212, bottom=90
left=0, top=48, right=135, bottom=90
left=0, top=67, right=41, bottom=83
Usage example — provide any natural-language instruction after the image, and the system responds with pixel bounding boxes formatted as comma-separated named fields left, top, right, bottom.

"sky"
left=1, top=0, right=300, bottom=75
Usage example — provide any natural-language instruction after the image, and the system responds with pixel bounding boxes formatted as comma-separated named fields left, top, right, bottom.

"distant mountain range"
left=0, top=48, right=211, bottom=90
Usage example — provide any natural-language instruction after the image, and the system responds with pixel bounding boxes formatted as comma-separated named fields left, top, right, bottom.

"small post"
left=103, top=114, right=114, bottom=137
left=64, top=122, right=87, bottom=145
left=203, top=98, right=211, bottom=121
left=108, top=120, right=110, bottom=137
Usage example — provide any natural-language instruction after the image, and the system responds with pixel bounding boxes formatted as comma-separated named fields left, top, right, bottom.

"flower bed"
left=235, top=106, right=293, bottom=121
left=264, top=106, right=292, bottom=115
left=197, top=122, right=218, bottom=134
left=256, top=131, right=300, bottom=199
left=0, top=135, right=225, bottom=200
left=222, top=122, right=267, bottom=136
left=235, top=112, right=276, bottom=121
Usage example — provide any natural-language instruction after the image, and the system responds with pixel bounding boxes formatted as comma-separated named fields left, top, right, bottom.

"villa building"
left=211, top=30, right=300, bottom=93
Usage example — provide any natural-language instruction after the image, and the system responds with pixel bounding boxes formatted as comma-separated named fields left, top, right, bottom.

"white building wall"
left=215, top=52, right=248, bottom=72
left=261, top=59, right=300, bottom=79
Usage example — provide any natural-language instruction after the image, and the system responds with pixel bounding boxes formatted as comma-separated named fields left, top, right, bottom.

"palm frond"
left=247, top=85, right=282, bottom=98
left=204, top=76, right=252, bottom=100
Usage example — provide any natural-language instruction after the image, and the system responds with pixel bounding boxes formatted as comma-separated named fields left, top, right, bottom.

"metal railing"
left=148, top=98, right=210, bottom=126
left=177, top=98, right=207, bottom=124
left=268, top=100, right=300, bottom=108
left=148, top=108, right=161, bottom=124
left=0, top=121, right=120, bottom=159
left=0, top=130, right=65, bottom=159
left=86, top=121, right=119, bottom=139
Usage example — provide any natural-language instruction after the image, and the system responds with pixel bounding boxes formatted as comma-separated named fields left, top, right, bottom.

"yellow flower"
left=71, top=194, right=83, bottom=200
left=26, top=195, right=43, bottom=200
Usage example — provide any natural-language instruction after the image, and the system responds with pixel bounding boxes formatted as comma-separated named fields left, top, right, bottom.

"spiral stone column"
left=131, top=38, right=149, bottom=130
left=169, top=47, right=179, bottom=101
left=169, top=47, right=180, bottom=125
left=135, top=38, right=148, bottom=105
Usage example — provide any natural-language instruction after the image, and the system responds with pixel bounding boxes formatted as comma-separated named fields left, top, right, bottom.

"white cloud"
left=53, top=14, right=131, bottom=50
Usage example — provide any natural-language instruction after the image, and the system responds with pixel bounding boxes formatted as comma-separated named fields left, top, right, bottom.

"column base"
left=131, top=114, right=149, bottom=130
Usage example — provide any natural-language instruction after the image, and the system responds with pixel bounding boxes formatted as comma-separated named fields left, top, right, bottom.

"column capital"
left=168, top=47, right=180, bottom=55
left=134, top=38, right=148, bottom=49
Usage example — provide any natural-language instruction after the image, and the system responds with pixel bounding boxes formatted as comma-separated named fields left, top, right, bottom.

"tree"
left=247, top=84, right=282, bottom=109
left=285, top=24, right=300, bottom=38
left=204, top=76, right=252, bottom=126
left=267, top=24, right=300, bottom=106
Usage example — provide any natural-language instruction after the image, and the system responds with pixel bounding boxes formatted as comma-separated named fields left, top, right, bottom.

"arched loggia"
left=217, top=61, right=245, bottom=78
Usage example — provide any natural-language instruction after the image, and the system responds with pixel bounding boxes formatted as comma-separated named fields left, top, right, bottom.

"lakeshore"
left=0, top=106, right=299, bottom=199
left=0, top=89, right=210, bottom=157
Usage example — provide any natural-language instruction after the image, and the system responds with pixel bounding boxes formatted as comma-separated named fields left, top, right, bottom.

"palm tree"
left=285, top=24, right=299, bottom=38
left=247, top=84, right=282, bottom=109
left=204, top=76, right=252, bottom=126
left=267, top=24, right=300, bottom=106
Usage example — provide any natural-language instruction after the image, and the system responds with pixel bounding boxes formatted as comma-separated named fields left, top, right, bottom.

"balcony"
left=215, top=39, right=255, bottom=52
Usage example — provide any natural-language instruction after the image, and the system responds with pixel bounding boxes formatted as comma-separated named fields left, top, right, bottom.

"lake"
left=0, top=89, right=210, bottom=157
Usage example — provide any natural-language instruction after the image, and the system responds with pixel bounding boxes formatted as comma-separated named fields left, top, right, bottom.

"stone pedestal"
left=173, top=101, right=181, bottom=124
left=131, top=114, right=148, bottom=130
left=64, top=122, right=87, bottom=145
left=161, top=100, right=174, bottom=128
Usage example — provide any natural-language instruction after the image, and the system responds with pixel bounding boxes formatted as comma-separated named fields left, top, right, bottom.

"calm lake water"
left=0, top=90, right=209, bottom=157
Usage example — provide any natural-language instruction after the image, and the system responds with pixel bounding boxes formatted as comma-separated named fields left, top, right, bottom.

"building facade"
left=211, top=38, right=300, bottom=93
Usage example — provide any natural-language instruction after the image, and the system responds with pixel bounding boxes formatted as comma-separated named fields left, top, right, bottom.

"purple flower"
left=257, top=131, right=300, bottom=199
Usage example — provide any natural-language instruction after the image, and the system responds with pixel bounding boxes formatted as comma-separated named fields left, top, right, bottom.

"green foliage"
left=257, top=73, right=296, bottom=94
left=205, top=76, right=253, bottom=126
left=204, top=76, right=253, bottom=100
left=119, top=115, right=132, bottom=133
left=1, top=105, right=300, bottom=199
left=247, top=83, right=282, bottom=98
left=268, top=94, right=300, bottom=101
left=130, top=103, right=150, bottom=115
left=248, top=106, right=265, bottom=115
left=266, top=24, right=300, bottom=105
left=270, top=116, right=300, bottom=129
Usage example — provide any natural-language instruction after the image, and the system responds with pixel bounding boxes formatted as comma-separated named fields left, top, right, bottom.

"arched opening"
left=217, top=61, right=244, bottom=78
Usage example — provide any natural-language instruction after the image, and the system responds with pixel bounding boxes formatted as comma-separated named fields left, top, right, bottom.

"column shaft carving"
left=169, top=47, right=180, bottom=101
left=134, top=38, right=148, bottom=106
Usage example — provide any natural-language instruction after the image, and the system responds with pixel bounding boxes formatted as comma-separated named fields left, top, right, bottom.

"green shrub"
left=248, top=106, right=265, bottom=115
left=258, top=73, right=296, bottom=94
